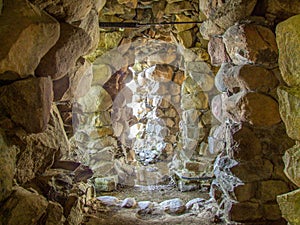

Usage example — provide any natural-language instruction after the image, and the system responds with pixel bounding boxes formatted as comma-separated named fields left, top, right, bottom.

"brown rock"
left=208, top=36, right=231, bottom=66
left=36, top=22, right=92, bottom=80
left=223, top=24, right=278, bottom=68
left=30, top=0, right=94, bottom=23
left=72, top=8, right=100, bottom=54
left=200, top=0, right=257, bottom=30
left=231, top=159, right=273, bottom=182
left=267, top=0, right=300, bottom=23
left=232, top=125, right=262, bottom=161
left=178, top=30, right=194, bottom=48
left=225, top=92, right=281, bottom=126
left=0, top=77, right=53, bottom=133
left=117, top=0, right=137, bottom=9
left=216, top=64, right=279, bottom=93
left=44, top=201, right=65, bottom=225
left=0, top=186, right=48, bottom=225
left=234, top=183, right=256, bottom=202
left=65, top=194, right=84, bottom=225
left=53, top=58, right=92, bottom=101
left=0, top=130, right=16, bottom=202
left=262, top=203, right=282, bottom=221
left=0, top=0, right=59, bottom=78
left=16, top=104, right=70, bottom=184
left=230, top=202, right=262, bottom=222
left=165, top=1, right=193, bottom=14
left=146, top=65, right=173, bottom=83
left=175, top=14, right=195, bottom=32
left=276, top=15, right=300, bottom=86
left=258, top=180, right=290, bottom=203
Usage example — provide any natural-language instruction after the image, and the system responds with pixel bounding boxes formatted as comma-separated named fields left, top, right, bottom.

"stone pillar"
left=276, top=14, right=300, bottom=225
left=209, top=22, right=295, bottom=223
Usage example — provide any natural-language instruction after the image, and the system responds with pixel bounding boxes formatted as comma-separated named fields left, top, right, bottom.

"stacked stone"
left=0, top=0, right=100, bottom=224
left=276, top=14, right=300, bottom=225
left=173, top=60, right=219, bottom=191
left=203, top=1, right=297, bottom=223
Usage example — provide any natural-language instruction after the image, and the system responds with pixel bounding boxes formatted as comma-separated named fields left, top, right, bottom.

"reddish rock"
left=0, top=77, right=53, bottom=133
left=223, top=24, right=278, bottom=68
left=36, top=23, right=92, bottom=80
left=208, top=36, right=231, bottom=66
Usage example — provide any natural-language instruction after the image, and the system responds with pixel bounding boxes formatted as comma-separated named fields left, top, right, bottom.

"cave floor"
left=82, top=187, right=225, bottom=225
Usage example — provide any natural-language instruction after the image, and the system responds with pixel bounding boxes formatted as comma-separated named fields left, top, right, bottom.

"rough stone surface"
left=44, top=201, right=65, bottom=225
left=53, top=58, right=93, bottom=101
left=76, top=85, right=112, bottom=113
left=0, top=186, right=48, bottom=225
left=0, top=130, right=16, bottom=202
left=223, top=24, right=278, bottom=68
left=0, top=77, right=53, bottom=133
left=216, top=63, right=279, bottom=93
left=36, top=22, right=92, bottom=80
left=208, top=36, right=231, bottom=66
left=30, top=0, right=94, bottom=23
left=200, top=0, right=257, bottom=30
left=159, top=198, right=186, bottom=214
left=92, top=63, right=112, bottom=86
left=277, top=86, right=300, bottom=140
left=230, top=202, right=262, bottom=222
left=267, top=0, right=300, bottom=23
left=16, top=105, right=70, bottom=184
left=0, top=0, right=59, bottom=78
left=225, top=92, right=281, bottom=126
left=258, top=180, right=290, bottom=203
left=276, top=14, right=300, bottom=86
left=277, top=188, right=300, bottom=225
left=283, top=144, right=300, bottom=187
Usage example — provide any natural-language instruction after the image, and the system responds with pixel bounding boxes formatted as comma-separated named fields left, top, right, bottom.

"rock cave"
left=0, top=0, right=300, bottom=225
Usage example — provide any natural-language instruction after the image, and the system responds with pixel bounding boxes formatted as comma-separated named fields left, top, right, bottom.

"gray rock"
left=96, top=196, right=121, bottom=206
left=159, top=198, right=186, bottom=214
left=121, top=197, right=136, bottom=208
left=186, top=198, right=206, bottom=210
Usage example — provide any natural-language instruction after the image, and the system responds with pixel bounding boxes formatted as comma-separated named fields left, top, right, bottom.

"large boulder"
left=283, top=144, right=300, bottom=187
left=0, top=0, right=59, bottom=78
left=277, top=189, right=300, bottom=225
left=0, top=77, right=53, bottom=133
left=223, top=24, right=278, bottom=68
left=215, top=63, right=278, bottom=93
left=277, top=86, right=300, bottom=140
left=0, top=130, right=16, bottom=202
left=30, top=0, right=94, bottom=23
left=0, top=186, right=48, bottom=225
left=15, top=105, right=70, bottom=184
left=36, top=22, right=92, bottom=80
left=225, top=92, right=281, bottom=127
left=276, top=14, right=300, bottom=86
left=200, top=0, right=257, bottom=30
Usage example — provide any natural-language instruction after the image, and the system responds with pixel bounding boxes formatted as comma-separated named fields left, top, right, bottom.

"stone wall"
left=276, top=14, right=300, bottom=225
left=0, top=0, right=99, bottom=224
left=203, top=0, right=300, bottom=224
